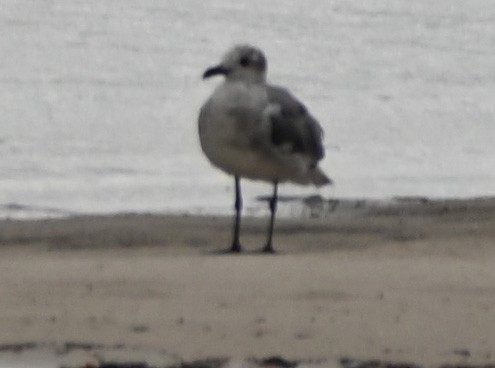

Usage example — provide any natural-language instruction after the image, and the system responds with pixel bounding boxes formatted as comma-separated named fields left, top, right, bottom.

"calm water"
left=1, top=0, right=495, bottom=218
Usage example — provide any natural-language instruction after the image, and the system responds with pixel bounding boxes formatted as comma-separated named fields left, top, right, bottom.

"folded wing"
left=266, top=86, right=325, bottom=166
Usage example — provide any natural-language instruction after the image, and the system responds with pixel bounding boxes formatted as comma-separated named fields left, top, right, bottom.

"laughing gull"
left=198, top=44, right=331, bottom=253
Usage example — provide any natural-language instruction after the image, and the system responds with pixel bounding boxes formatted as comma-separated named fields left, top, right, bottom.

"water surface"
left=1, top=0, right=494, bottom=218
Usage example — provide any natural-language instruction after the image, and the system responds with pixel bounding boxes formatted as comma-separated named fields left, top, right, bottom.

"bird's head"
left=203, top=44, right=267, bottom=83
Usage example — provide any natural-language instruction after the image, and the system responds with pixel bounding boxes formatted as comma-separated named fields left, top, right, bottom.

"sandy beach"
left=0, top=197, right=494, bottom=367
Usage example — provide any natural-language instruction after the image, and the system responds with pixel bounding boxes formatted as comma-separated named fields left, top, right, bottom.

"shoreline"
left=1, top=196, right=494, bottom=254
left=1, top=194, right=495, bottom=220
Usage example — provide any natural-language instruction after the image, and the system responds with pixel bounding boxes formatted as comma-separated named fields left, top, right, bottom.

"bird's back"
left=266, top=85, right=325, bottom=164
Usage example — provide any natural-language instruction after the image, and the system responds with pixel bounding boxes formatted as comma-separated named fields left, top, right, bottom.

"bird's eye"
left=239, top=56, right=250, bottom=67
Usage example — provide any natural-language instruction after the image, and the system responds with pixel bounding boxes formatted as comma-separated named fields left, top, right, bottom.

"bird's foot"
left=260, top=244, right=276, bottom=254
left=230, top=245, right=242, bottom=253
left=229, top=240, right=243, bottom=253
left=215, top=242, right=242, bottom=254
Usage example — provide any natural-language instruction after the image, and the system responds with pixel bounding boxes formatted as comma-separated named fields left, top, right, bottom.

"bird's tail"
left=309, top=167, right=333, bottom=187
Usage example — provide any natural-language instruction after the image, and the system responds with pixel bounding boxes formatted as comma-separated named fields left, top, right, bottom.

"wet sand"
left=0, top=197, right=494, bottom=367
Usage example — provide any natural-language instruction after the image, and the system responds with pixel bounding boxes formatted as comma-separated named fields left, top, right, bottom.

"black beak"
left=202, top=65, right=228, bottom=79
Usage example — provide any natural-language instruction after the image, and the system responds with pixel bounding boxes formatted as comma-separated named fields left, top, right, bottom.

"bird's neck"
left=227, top=73, right=266, bottom=85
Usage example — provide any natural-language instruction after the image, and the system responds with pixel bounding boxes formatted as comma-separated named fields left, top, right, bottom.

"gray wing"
left=266, top=85, right=325, bottom=164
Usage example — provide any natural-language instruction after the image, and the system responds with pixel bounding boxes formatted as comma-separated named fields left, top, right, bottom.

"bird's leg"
left=230, top=176, right=242, bottom=252
left=262, top=181, right=278, bottom=253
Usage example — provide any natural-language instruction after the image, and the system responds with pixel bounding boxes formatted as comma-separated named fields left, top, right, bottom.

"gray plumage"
left=198, top=44, right=331, bottom=253
left=266, top=85, right=325, bottom=165
left=198, top=45, right=330, bottom=186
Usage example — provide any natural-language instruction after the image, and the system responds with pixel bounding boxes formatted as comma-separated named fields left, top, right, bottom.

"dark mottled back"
left=267, top=86, right=325, bottom=164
